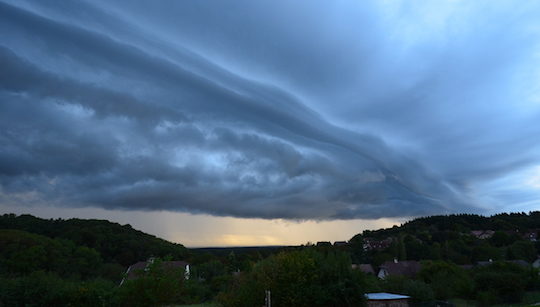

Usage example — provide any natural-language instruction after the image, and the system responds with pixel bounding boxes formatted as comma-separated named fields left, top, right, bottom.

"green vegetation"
left=1, top=212, right=539, bottom=306
left=347, top=212, right=540, bottom=305
left=349, top=212, right=540, bottom=265
left=0, top=213, right=188, bottom=266
left=217, top=249, right=366, bottom=307
left=0, top=213, right=191, bottom=306
left=114, top=259, right=210, bottom=307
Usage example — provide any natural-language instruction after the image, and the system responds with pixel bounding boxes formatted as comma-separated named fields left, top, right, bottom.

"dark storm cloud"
left=1, top=0, right=539, bottom=219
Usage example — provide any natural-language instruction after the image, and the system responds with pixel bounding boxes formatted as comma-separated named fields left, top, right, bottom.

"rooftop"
left=365, top=292, right=410, bottom=300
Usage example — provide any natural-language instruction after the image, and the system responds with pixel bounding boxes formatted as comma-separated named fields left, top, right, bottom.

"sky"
left=1, top=0, right=540, bottom=247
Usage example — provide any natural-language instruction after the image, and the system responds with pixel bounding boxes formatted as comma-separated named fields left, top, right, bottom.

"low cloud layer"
left=1, top=0, right=540, bottom=219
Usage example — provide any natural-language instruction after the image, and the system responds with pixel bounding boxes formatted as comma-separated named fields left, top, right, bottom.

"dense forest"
left=0, top=214, right=189, bottom=266
left=0, top=212, right=539, bottom=306
left=350, top=211, right=540, bottom=265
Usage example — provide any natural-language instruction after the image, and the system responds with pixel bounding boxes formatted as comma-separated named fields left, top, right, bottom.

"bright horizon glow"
left=0, top=204, right=403, bottom=248
left=1, top=204, right=535, bottom=247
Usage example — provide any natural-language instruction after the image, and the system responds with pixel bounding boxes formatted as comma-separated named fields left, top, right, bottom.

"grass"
left=517, top=291, right=540, bottom=306
left=451, top=298, right=476, bottom=307
left=494, top=291, right=540, bottom=307
left=451, top=291, right=540, bottom=307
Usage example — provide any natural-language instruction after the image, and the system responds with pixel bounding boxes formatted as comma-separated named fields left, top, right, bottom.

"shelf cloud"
left=1, top=0, right=540, bottom=219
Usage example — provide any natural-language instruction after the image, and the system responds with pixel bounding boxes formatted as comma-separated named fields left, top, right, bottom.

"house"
left=477, top=259, right=529, bottom=267
left=365, top=292, right=410, bottom=307
left=523, top=231, right=538, bottom=242
left=120, top=258, right=190, bottom=285
left=316, top=241, right=332, bottom=247
left=334, top=241, right=348, bottom=247
left=476, top=259, right=494, bottom=266
left=470, top=230, right=495, bottom=239
left=533, top=258, right=540, bottom=269
left=352, top=264, right=375, bottom=275
left=508, top=260, right=530, bottom=267
left=377, top=259, right=421, bottom=279
left=363, top=237, right=393, bottom=251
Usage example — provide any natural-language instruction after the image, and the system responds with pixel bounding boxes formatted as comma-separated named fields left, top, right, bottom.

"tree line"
left=1, top=212, right=539, bottom=306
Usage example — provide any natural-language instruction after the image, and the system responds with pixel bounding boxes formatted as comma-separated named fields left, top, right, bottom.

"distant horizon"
left=0, top=203, right=403, bottom=247
left=2, top=205, right=537, bottom=248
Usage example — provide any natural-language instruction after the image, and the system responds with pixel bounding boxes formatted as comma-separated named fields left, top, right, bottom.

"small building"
left=523, top=231, right=538, bottom=242
left=470, top=230, right=495, bottom=239
left=352, top=263, right=375, bottom=275
left=316, top=241, right=332, bottom=247
left=365, top=292, right=410, bottom=307
left=533, top=258, right=540, bottom=269
left=334, top=241, right=348, bottom=247
left=377, top=259, right=421, bottom=279
left=363, top=237, right=393, bottom=251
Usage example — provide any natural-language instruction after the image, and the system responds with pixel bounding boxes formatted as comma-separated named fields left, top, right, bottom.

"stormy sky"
left=1, top=0, right=540, bottom=245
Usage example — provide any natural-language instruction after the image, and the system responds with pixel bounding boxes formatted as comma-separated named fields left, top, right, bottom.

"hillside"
left=362, top=212, right=540, bottom=238
left=0, top=213, right=188, bottom=266
left=0, top=214, right=195, bottom=306
left=349, top=211, right=540, bottom=265
left=1, top=212, right=540, bottom=306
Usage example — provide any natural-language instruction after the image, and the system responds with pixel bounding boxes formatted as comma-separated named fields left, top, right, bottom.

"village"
left=112, top=221, right=540, bottom=306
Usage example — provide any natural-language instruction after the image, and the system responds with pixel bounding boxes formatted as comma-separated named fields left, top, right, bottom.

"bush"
left=419, top=261, right=473, bottom=299
left=113, top=258, right=205, bottom=307
left=218, top=249, right=366, bottom=307
left=0, top=271, right=115, bottom=307
left=473, top=262, right=529, bottom=304
left=382, top=275, right=434, bottom=303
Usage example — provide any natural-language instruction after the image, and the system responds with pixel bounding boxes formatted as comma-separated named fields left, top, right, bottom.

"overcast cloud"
left=1, top=0, right=540, bottom=220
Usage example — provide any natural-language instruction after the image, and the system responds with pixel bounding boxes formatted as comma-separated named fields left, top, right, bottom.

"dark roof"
left=477, top=260, right=529, bottom=267
left=380, top=261, right=421, bottom=277
left=508, top=260, right=530, bottom=267
left=126, top=260, right=189, bottom=280
left=162, top=261, right=189, bottom=269
left=476, top=261, right=494, bottom=266
left=359, top=264, right=375, bottom=274
left=523, top=232, right=538, bottom=240
left=316, top=241, right=332, bottom=246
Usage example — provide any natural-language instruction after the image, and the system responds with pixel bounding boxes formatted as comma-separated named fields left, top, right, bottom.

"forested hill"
left=0, top=213, right=188, bottom=266
left=357, top=211, right=540, bottom=239
left=349, top=211, right=540, bottom=266
left=1, top=212, right=540, bottom=306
